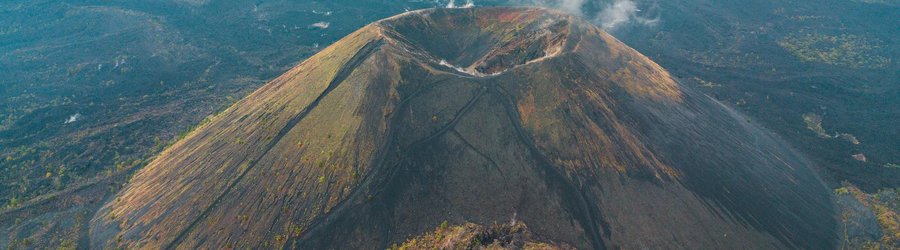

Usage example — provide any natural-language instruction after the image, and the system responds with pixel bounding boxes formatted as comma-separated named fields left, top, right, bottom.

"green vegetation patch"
left=692, top=77, right=721, bottom=88
left=779, top=32, right=891, bottom=69
left=802, top=113, right=830, bottom=138
left=391, top=221, right=569, bottom=249
left=838, top=182, right=900, bottom=247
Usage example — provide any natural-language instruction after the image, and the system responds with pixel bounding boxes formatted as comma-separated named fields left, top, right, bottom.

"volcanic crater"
left=90, top=7, right=836, bottom=249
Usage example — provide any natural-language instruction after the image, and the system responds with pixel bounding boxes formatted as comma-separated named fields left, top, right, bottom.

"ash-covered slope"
left=90, top=7, right=836, bottom=249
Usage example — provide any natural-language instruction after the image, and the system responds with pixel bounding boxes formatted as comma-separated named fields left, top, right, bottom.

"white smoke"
left=596, top=0, right=658, bottom=30
left=555, top=0, right=587, bottom=15
left=311, top=10, right=332, bottom=16
left=446, top=0, right=475, bottom=8
left=438, top=60, right=498, bottom=77
left=309, top=22, right=330, bottom=29
left=65, top=113, right=82, bottom=124
left=511, top=0, right=658, bottom=31
left=510, top=0, right=585, bottom=15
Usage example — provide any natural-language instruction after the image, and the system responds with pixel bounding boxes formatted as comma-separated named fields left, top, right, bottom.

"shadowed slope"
left=91, top=7, right=836, bottom=249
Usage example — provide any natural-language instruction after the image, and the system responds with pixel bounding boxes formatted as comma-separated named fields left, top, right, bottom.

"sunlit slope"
left=91, top=7, right=836, bottom=249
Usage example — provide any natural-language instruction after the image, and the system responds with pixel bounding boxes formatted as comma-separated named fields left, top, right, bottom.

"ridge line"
left=162, top=38, right=384, bottom=250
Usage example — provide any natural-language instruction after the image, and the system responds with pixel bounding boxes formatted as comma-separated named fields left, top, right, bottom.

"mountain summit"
left=90, top=7, right=835, bottom=249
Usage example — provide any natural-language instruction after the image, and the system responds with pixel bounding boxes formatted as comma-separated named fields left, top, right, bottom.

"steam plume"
left=509, top=0, right=658, bottom=31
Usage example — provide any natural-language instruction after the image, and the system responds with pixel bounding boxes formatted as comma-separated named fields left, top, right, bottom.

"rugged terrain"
left=87, top=8, right=835, bottom=249
left=0, top=0, right=444, bottom=208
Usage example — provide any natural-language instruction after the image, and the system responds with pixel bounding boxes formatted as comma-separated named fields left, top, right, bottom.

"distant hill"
left=89, top=8, right=835, bottom=249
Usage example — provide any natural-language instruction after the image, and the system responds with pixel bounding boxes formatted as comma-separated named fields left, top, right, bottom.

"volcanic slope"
left=90, top=7, right=836, bottom=249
